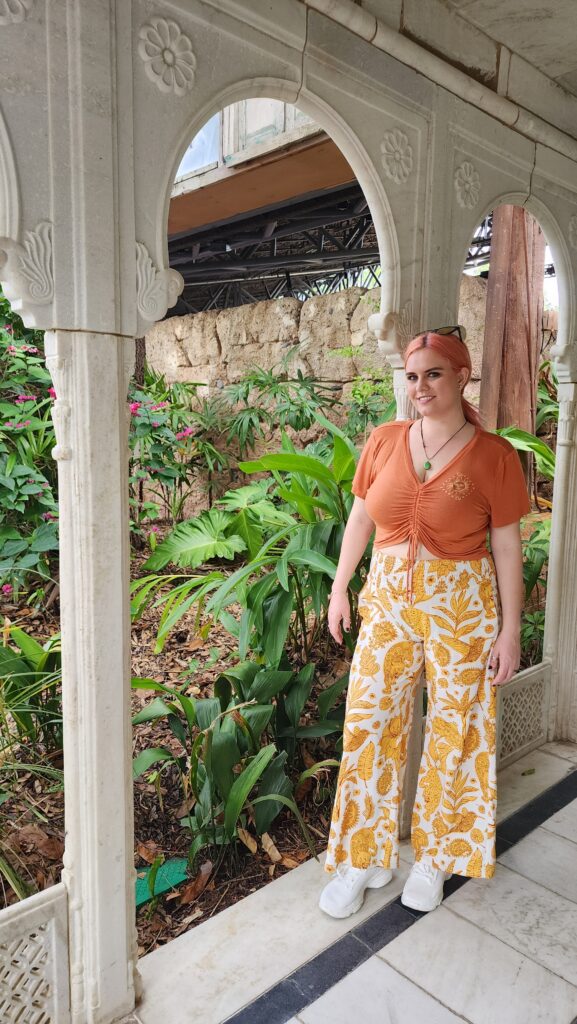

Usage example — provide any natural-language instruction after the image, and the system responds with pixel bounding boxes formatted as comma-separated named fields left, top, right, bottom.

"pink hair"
left=404, top=331, right=482, bottom=427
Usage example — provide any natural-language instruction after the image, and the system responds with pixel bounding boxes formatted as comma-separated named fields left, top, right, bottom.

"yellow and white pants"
left=325, top=553, right=500, bottom=880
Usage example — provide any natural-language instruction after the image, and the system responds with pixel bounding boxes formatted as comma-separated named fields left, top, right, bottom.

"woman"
left=319, top=327, right=530, bottom=918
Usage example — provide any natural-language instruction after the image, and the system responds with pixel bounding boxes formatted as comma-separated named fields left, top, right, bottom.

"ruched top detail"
left=352, top=421, right=530, bottom=595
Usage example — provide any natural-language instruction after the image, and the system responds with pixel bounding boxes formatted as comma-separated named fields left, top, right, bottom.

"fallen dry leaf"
left=175, top=796, right=196, bottom=819
left=268, top=864, right=276, bottom=878
left=294, top=777, right=313, bottom=803
left=237, top=827, right=257, bottom=855
left=176, top=860, right=212, bottom=907
left=280, top=856, right=300, bottom=870
left=302, top=746, right=316, bottom=769
left=261, top=832, right=281, bottom=863
left=136, top=840, right=162, bottom=865
left=14, top=824, right=64, bottom=861
left=174, top=908, right=204, bottom=934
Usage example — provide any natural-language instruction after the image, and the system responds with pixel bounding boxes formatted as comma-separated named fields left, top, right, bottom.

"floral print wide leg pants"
left=325, top=554, right=500, bottom=880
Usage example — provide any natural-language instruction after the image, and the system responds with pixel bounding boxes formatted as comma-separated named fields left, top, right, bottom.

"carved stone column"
left=544, top=381, right=577, bottom=741
left=389, top=352, right=413, bottom=421
left=45, top=331, right=137, bottom=1024
left=367, top=303, right=414, bottom=421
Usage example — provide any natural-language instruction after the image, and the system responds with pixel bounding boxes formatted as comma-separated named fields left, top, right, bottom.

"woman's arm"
left=328, top=497, right=374, bottom=644
left=489, top=521, right=524, bottom=685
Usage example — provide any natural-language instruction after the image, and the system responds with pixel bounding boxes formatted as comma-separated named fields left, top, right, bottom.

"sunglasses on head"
left=429, top=324, right=467, bottom=343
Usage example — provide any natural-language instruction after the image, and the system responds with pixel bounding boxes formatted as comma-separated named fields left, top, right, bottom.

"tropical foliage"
left=0, top=279, right=560, bottom=892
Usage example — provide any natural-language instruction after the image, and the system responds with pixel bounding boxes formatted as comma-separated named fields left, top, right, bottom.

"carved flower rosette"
left=454, top=161, right=480, bottom=209
left=138, top=18, right=196, bottom=96
left=380, top=129, right=413, bottom=184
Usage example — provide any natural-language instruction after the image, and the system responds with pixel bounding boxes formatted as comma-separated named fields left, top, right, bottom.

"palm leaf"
left=144, top=510, right=246, bottom=570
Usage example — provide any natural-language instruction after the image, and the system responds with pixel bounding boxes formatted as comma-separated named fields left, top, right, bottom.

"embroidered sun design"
left=442, top=472, right=474, bottom=501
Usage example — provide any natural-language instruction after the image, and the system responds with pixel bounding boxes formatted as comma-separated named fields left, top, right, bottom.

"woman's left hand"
left=488, top=630, right=521, bottom=685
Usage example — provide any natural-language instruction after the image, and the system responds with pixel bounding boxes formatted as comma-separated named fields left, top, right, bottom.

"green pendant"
left=424, top=460, right=432, bottom=470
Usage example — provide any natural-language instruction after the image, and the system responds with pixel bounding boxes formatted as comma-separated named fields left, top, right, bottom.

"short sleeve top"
left=352, top=420, right=530, bottom=559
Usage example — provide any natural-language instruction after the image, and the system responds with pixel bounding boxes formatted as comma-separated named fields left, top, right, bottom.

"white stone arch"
left=155, top=75, right=400, bottom=329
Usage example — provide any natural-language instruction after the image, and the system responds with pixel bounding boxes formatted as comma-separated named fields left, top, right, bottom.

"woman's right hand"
left=328, top=592, right=351, bottom=644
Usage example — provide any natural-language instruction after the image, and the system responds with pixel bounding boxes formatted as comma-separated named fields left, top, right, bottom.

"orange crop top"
left=352, top=421, right=530, bottom=565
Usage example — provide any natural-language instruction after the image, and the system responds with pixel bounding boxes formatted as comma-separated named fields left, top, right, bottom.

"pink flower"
left=5, top=325, right=13, bottom=335
left=23, top=420, right=31, bottom=426
left=41, top=512, right=57, bottom=521
left=24, top=346, right=39, bottom=354
left=175, top=427, right=194, bottom=440
left=1, top=584, right=12, bottom=595
left=129, top=402, right=141, bottom=415
left=149, top=525, right=160, bottom=533
left=15, top=394, right=35, bottom=403
left=152, top=421, right=160, bottom=428
left=48, top=387, right=57, bottom=399
left=151, top=402, right=168, bottom=411
left=7, top=345, right=17, bottom=354
left=4, top=421, right=13, bottom=428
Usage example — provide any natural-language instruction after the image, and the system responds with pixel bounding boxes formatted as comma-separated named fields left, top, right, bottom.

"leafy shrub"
left=131, top=672, right=331, bottom=867
left=345, top=371, right=395, bottom=438
left=0, top=303, right=58, bottom=598
left=536, top=361, right=559, bottom=431
left=220, top=364, right=341, bottom=456
left=520, top=516, right=551, bottom=665
left=0, top=627, right=63, bottom=764
left=132, top=418, right=370, bottom=665
left=128, top=368, right=228, bottom=530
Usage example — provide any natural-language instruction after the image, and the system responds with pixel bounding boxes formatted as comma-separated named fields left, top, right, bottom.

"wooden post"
left=479, top=206, right=546, bottom=447
left=479, top=206, right=512, bottom=431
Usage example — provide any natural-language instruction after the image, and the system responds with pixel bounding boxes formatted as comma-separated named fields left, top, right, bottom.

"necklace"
left=420, top=417, right=468, bottom=471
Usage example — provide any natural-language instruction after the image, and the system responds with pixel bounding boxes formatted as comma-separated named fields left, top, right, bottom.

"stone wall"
left=145, top=276, right=487, bottom=398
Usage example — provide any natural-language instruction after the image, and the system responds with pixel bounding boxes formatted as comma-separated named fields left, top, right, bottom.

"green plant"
left=132, top=418, right=372, bottom=660
left=519, top=516, right=551, bottom=665
left=520, top=610, right=545, bottom=665
left=144, top=508, right=247, bottom=572
left=221, top=365, right=340, bottom=457
left=131, top=674, right=320, bottom=868
left=345, top=372, right=396, bottom=439
left=0, top=627, right=63, bottom=761
left=496, top=426, right=555, bottom=479
left=536, top=361, right=559, bottom=432
left=0, top=322, right=59, bottom=596
left=522, top=517, right=551, bottom=602
left=129, top=370, right=229, bottom=529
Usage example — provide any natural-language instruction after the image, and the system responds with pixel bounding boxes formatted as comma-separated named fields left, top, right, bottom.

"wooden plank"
left=498, top=207, right=545, bottom=437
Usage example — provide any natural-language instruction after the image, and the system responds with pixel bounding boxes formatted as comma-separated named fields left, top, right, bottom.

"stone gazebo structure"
left=1, top=2, right=577, bottom=1022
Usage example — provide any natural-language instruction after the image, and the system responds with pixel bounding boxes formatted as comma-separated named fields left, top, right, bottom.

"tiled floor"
left=130, top=742, right=577, bottom=1024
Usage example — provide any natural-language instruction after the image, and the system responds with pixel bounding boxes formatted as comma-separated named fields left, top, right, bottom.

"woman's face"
left=404, top=346, right=468, bottom=418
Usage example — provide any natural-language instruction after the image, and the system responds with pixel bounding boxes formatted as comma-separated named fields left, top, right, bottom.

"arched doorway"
left=130, top=86, right=398, bottom=966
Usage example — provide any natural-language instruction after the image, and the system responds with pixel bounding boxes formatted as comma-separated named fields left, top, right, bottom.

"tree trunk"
left=479, top=205, right=546, bottom=484
left=134, top=336, right=146, bottom=386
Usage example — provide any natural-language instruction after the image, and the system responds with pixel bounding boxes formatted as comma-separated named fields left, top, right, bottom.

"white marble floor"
left=129, top=741, right=577, bottom=1024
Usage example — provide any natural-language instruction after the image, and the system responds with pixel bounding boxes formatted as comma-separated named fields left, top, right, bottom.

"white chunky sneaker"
left=401, top=860, right=450, bottom=912
left=319, top=864, right=393, bottom=919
